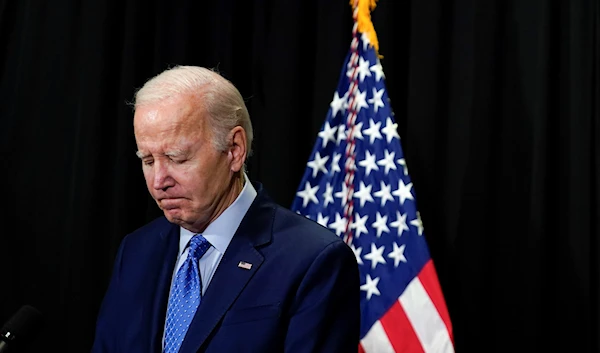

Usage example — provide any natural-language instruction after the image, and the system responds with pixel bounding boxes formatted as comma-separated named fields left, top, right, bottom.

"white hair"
left=133, top=65, right=253, bottom=159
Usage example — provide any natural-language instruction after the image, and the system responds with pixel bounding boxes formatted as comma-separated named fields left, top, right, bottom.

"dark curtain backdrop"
left=0, top=0, right=598, bottom=352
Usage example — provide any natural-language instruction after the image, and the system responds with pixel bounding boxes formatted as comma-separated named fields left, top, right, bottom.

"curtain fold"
left=0, top=0, right=597, bottom=351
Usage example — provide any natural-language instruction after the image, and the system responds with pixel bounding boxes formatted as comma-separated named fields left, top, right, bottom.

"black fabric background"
left=0, top=0, right=598, bottom=351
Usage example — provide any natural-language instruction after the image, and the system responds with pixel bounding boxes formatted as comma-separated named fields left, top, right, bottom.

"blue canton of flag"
left=291, top=20, right=454, bottom=353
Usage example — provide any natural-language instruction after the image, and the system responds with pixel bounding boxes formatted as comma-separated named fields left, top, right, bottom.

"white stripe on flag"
left=400, top=278, right=455, bottom=353
left=361, top=320, right=395, bottom=353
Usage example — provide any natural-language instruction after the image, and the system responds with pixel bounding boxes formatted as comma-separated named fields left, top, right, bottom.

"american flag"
left=290, top=5, right=455, bottom=352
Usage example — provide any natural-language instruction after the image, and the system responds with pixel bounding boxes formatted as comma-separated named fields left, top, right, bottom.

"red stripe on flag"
left=358, top=343, right=365, bottom=353
left=380, top=300, right=425, bottom=353
left=418, top=260, right=454, bottom=343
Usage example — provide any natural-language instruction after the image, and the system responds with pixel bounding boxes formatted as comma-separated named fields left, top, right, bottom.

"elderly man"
left=91, top=66, right=360, bottom=353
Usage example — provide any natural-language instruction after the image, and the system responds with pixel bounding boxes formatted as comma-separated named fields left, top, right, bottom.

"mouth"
left=158, top=198, right=185, bottom=209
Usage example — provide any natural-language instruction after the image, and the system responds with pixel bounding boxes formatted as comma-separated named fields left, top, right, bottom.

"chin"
left=164, top=210, right=197, bottom=229
left=163, top=209, right=184, bottom=224
left=165, top=216, right=182, bottom=225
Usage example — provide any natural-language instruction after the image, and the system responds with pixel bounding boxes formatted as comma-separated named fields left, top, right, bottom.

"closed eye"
left=166, top=153, right=187, bottom=164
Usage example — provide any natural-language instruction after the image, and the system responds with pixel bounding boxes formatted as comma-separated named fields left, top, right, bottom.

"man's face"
left=133, top=95, right=233, bottom=232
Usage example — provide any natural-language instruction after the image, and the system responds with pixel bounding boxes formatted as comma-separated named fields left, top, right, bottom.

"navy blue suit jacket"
left=92, top=183, right=360, bottom=352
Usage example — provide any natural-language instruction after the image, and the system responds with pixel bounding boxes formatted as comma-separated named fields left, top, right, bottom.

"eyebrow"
left=164, top=149, right=186, bottom=158
left=135, top=150, right=187, bottom=159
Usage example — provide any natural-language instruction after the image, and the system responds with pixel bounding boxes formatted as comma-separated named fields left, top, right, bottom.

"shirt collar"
left=178, top=173, right=257, bottom=255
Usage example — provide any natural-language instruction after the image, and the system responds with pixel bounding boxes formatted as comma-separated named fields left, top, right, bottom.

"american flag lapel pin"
left=238, top=261, right=252, bottom=270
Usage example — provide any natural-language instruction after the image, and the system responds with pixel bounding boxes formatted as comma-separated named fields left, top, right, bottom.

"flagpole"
left=342, top=0, right=379, bottom=245
left=341, top=2, right=361, bottom=245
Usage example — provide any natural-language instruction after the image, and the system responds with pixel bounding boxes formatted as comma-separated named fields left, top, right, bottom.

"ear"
left=228, top=126, right=247, bottom=173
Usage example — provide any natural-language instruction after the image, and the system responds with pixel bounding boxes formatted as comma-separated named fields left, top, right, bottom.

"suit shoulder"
left=122, top=216, right=173, bottom=244
left=271, top=205, right=345, bottom=250
left=263, top=205, right=357, bottom=280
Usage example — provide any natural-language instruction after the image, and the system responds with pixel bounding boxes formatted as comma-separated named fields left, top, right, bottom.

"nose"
left=152, top=160, right=175, bottom=191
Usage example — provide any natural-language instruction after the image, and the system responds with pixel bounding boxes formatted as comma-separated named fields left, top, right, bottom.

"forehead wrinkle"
left=134, top=95, right=209, bottom=157
left=141, top=134, right=197, bottom=159
left=164, top=138, right=195, bottom=156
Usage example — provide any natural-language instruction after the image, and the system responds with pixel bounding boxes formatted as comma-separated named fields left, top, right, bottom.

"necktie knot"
left=188, top=234, right=211, bottom=260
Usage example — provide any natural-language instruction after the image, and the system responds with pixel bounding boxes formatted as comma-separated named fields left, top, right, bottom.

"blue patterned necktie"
left=164, top=234, right=211, bottom=353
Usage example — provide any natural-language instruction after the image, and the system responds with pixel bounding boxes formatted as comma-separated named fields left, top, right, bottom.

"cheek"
left=142, top=169, right=153, bottom=184
left=176, top=168, right=202, bottom=193
left=185, top=169, right=215, bottom=198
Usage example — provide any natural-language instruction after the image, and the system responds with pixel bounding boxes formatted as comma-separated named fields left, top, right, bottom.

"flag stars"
left=351, top=212, right=369, bottom=238
left=363, top=119, right=383, bottom=144
left=322, top=183, right=334, bottom=207
left=364, top=243, right=386, bottom=270
left=334, top=182, right=350, bottom=205
left=350, top=243, right=364, bottom=265
left=361, top=32, right=371, bottom=51
left=368, top=87, right=385, bottom=113
left=398, top=158, right=408, bottom=175
left=373, top=180, right=394, bottom=207
left=318, top=121, right=338, bottom=148
left=328, top=213, right=348, bottom=237
left=296, top=182, right=319, bottom=207
left=348, top=121, right=364, bottom=141
left=330, top=153, right=342, bottom=175
left=346, top=60, right=355, bottom=78
left=352, top=89, right=369, bottom=114
left=342, top=91, right=351, bottom=111
left=392, top=179, right=414, bottom=205
left=390, top=211, right=409, bottom=237
left=316, top=213, right=329, bottom=228
left=371, top=212, right=390, bottom=238
left=381, top=117, right=400, bottom=143
left=410, top=211, right=425, bottom=236
left=377, top=150, right=397, bottom=175
left=336, top=124, right=347, bottom=145
left=358, top=150, right=379, bottom=176
left=307, top=152, right=329, bottom=178
left=388, top=243, right=407, bottom=267
left=329, top=91, right=346, bottom=118
left=370, top=61, right=385, bottom=81
left=357, top=57, right=372, bottom=82
left=360, top=274, right=380, bottom=300
left=353, top=181, right=374, bottom=207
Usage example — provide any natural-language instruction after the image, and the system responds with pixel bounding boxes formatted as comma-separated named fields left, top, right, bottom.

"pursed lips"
left=158, top=197, right=186, bottom=209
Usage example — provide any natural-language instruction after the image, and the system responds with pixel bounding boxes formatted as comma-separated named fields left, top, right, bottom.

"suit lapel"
left=180, top=187, right=275, bottom=353
left=149, top=222, right=180, bottom=353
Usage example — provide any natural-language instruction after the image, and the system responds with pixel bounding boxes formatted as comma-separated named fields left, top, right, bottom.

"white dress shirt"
left=162, top=175, right=257, bottom=347
left=171, top=174, right=257, bottom=295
